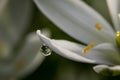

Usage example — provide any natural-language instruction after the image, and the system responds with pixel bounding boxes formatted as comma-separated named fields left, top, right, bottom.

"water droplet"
left=40, top=44, right=52, bottom=56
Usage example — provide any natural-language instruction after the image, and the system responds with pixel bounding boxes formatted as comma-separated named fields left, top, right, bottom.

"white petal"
left=87, top=43, right=120, bottom=65
left=107, top=0, right=120, bottom=31
left=34, top=0, right=115, bottom=44
left=37, top=30, right=95, bottom=63
left=37, top=30, right=120, bottom=65
left=93, top=65, right=120, bottom=76
left=93, top=65, right=109, bottom=73
left=0, top=32, right=45, bottom=77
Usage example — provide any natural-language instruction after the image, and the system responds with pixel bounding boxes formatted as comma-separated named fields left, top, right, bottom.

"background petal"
left=93, top=65, right=120, bottom=76
left=0, top=0, right=33, bottom=61
left=0, top=0, right=33, bottom=47
left=0, top=0, right=8, bottom=14
left=0, top=32, right=45, bottom=78
left=107, top=0, right=120, bottom=31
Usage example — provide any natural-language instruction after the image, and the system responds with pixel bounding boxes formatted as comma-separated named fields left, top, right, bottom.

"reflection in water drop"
left=40, top=44, right=52, bottom=56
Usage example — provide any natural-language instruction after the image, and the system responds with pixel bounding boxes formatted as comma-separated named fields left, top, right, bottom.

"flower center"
left=116, top=31, right=120, bottom=47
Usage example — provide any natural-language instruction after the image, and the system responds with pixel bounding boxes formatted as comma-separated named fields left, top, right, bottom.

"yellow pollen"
left=116, top=31, right=120, bottom=47
left=82, top=42, right=94, bottom=54
left=116, top=31, right=120, bottom=37
left=95, top=22, right=102, bottom=31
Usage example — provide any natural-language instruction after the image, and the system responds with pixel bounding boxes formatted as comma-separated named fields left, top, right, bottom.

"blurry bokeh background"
left=1, top=0, right=120, bottom=80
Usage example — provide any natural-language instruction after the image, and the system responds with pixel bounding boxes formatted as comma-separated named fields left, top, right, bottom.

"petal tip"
left=93, top=65, right=108, bottom=73
left=36, top=30, right=41, bottom=35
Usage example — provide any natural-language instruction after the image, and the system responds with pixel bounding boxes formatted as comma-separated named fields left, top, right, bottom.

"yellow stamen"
left=116, top=31, right=120, bottom=47
left=82, top=42, right=94, bottom=54
left=95, top=22, right=102, bottom=31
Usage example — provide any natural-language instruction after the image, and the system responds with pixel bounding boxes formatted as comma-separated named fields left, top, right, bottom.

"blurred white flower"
left=0, top=0, right=48, bottom=79
left=0, top=0, right=8, bottom=14
left=34, top=0, right=120, bottom=76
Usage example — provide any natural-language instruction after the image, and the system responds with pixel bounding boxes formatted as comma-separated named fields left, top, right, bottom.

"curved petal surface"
left=34, top=0, right=115, bottom=44
left=37, top=30, right=120, bottom=65
left=37, top=30, right=95, bottom=63
left=87, top=43, right=120, bottom=65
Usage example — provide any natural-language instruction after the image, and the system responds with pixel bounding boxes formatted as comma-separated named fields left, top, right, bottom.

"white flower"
left=0, top=0, right=48, bottom=79
left=34, top=0, right=120, bottom=76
